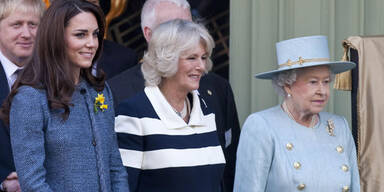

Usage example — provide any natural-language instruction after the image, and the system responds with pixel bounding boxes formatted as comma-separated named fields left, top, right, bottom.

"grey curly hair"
left=272, top=70, right=298, bottom=97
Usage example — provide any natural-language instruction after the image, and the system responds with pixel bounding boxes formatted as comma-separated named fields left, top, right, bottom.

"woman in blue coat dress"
left=234, top=36, right=360, bottom=192
left=0, top=0, right=129, bottom=191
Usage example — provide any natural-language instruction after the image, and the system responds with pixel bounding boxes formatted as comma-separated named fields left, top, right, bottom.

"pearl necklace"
left=282, top=101, right=318, bottom=128
left=172, top=97, right=190, bottom=119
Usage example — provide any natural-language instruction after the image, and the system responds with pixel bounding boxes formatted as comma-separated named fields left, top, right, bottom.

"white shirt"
left=0, top=50, right=22, bottom=89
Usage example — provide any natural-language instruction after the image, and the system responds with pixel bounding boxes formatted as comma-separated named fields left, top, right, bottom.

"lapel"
left=0, top=61, right=10, bottom=104
left=0, top=62, right=10, bottom=134
left=134, top=64, right=145, bottom=91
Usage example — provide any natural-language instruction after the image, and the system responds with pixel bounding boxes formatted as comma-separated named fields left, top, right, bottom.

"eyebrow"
left=73, top=29, right=88, bottom=32
left=72, top=28, right=99, bottom=32
left=307, top=76, right=330, bottom=79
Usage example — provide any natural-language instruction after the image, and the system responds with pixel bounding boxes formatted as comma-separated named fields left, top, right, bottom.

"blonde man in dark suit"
left=0, top=0, right=45, bottom=191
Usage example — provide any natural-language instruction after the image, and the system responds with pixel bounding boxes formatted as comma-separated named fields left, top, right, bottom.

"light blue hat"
left=255, top=35, right=356, bottom=79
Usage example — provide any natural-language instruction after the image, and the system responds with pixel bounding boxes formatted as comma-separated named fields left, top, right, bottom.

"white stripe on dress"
left=119, top=149, right=143, bottom=169
left=119, top=146, right=226, bottom=170
left=115, top=114, right=217, bottom=136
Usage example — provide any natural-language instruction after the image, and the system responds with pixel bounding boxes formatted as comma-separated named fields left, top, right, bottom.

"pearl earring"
left=287, top=93, right=291, bottom=97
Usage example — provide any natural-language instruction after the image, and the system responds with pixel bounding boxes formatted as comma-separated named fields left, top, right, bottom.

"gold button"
left=294, top=162, right=301, bottom=169
left=341, top=164, right=349, bottom=172
left=342, top=185, right=349, bottom=192
left=336, top=146, right=344, bottom=153
left=297, top=183, right=305, bottom=190
left=286, top=143, right=293, bottom=150
left=207, top=90, right=212, bottom=95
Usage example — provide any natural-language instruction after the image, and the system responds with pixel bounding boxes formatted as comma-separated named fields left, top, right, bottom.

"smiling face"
left=163, top=42, right=208, bottom=93
left=65, top=11, right=99, bottom=72
left=285, top=65, right=331, bottom=115
left=0, top=9, right=40, bottom=66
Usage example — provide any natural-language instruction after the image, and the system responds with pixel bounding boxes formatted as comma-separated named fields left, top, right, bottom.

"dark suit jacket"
left=108, top=64, right=240, bottom=192
left=0, top=62, right=15, bottom=182
left=97, top=40, right=138, bottom=80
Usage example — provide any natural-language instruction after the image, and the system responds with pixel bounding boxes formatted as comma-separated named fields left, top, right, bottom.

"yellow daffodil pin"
left=94, top=93, right=108, bottom=113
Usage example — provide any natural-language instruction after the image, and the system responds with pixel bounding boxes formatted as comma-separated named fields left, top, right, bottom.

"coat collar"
left=144, top=86, right=207, bottom=129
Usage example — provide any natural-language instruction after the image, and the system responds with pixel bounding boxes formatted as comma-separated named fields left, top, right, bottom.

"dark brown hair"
left=0, top=0, right=106, bottom=124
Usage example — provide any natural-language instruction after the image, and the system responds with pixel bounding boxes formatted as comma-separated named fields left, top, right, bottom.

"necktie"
left=10, top=68, right=22, bottom=87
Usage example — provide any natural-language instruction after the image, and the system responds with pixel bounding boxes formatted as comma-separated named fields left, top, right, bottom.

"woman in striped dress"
left=114, top=19, right=226, bottom=192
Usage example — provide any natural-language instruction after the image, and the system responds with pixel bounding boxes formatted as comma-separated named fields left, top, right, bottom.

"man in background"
left=0, top=0, right=45, bottom=191
left=108, top=0, right=240, bottom=191
left=86, top=0, right=138, bottom=79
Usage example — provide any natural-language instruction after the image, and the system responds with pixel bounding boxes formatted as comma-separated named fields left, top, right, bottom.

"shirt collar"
left=144, top=86, right=207, bottom=129
left=0, top=50, right=22, bottom=89
left=0, top=50, right=20, bottom=79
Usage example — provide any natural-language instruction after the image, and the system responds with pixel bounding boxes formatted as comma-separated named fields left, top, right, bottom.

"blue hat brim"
left=254, top=61, right=356, bottom=79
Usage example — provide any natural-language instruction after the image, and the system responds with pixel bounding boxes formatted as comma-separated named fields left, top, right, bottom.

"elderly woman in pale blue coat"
left=234, top=36, right=360, bottom=192
left=0, top=1, right=128, bottom=191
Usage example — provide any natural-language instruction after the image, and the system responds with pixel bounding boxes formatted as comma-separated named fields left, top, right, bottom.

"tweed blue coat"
left=10, top=81, right=129, bottom=192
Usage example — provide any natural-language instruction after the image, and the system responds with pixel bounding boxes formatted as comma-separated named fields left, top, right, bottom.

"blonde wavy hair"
left=0, top=0, right=45, bottom=21
left=142, top=19, right=214, bottom=86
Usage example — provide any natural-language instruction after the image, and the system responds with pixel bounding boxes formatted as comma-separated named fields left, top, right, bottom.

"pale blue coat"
left=234, top=105, right=360, bottom=192
left=10, top=81, right=129, bottom=192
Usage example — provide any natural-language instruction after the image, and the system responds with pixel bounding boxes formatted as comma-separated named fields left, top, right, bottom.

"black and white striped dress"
left=115, top=86, right=226, bottom=192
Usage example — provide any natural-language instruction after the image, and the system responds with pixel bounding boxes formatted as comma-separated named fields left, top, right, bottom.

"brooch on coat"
left=327, top=119, right=335, bottom=136
left=94, top=93, right=108, bottom=113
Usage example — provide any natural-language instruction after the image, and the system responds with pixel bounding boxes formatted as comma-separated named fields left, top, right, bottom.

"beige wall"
left=230, top=0, right=384, bottom=126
